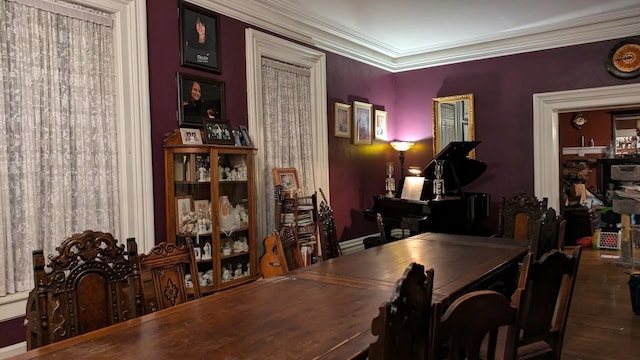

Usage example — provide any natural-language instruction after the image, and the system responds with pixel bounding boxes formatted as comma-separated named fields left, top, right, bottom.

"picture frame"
left=334, top=102, right=351, bottom=138
left=203, top=119, right=234, bottom=145
left=179, top=1, right=221, bottom=73
left=175, top=196, right=194, bottom=235
left=180, top=128, right=203, bottom=145
left=374, top=109, right=388, bottom=140
left=272, top=168, right=299, bottom=192
left=177, top=72, right=225, bottom=128
left=352, top=101, right=373, bottom=145
left=193, top=200, right=210, bottom=218
left=238, top=125, right=254, bottom=147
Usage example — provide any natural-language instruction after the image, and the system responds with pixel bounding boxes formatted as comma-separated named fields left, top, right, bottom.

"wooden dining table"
left=11, top=233, right=528, bottom=360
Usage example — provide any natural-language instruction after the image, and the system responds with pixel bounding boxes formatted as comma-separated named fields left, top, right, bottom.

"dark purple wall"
left=393, top=41, right=640, bottom=224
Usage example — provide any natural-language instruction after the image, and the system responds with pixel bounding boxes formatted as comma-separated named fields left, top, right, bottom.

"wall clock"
left=606, top=38, right=640, bottom=79
left=572, top=112, right=586, bottom=129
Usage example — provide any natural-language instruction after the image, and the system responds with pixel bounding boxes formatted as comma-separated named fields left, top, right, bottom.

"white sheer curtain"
left=261, top=58, right=315, bottom=231
left=0, top=0, right=119, bottom=296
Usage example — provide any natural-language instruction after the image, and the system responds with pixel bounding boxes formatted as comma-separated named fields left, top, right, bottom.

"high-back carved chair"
left=508, top=247, right=581, bottom=360
left=128, top=237, right=201, bottom=314
left=497, top=191, right=548, bottom=241
left=25, top=231, right=141, bottom=350
left=530, top=207, right=561, bottom=260
left=317, top=188, right=341, bottom=260
left=436, top=290, right=518, bottom=360
left=280, top=224, right=305, bottom=271
left=369, top=263, right=434, bottom=360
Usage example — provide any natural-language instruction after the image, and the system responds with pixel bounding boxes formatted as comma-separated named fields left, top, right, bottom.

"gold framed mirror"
left=433, top=93, right=475, bottom=158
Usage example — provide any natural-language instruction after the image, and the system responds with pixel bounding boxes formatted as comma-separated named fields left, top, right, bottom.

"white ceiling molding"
left=198, top=0, right=640, bottom=72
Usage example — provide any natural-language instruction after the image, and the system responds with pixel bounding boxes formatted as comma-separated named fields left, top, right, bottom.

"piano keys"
left=365, top=141, right=490, bottom=238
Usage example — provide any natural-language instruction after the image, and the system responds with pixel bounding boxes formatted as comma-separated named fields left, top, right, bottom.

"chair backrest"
left=280, top=224, right=305, bottom=271
left=531, top=207, right=561, bottom=260
left=317, top=188, right=341, bottom=260
left=128, top=237, right=201, bottom=314
left=25, top=230, right=140, bottom=350
left=508, top=246, right=582, bottom=360
left=376, top=213, right=388, bottom=243
left=556, top=218, right=567, bottom=250
left=497, top=191, right=548, bottom=241
left=369, top=263, right=434, bottom=360
left=436, top=290, right=518, bottom=360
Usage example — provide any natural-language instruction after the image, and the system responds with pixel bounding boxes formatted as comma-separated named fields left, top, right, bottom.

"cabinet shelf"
left=221, top=250, right=249, bottom=260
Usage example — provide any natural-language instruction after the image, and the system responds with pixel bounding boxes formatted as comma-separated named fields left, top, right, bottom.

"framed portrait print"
left=179, top=1, right=221, bottom=73
left=177, top=72, right=225, bottom=128
left=334, top=102, right=351, bottom=138
left=180, top=128, right=203, bottom=145
left=272, top=168, right=299, bottom=192
left=203, top=119, right=234, bottom=145
left=374, top=109, right=388, bottom=140
left=352, top=101, right=373, bottom=145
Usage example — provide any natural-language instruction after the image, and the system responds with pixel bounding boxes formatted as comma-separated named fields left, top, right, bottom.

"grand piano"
left=365, top=141, right=490, bottom=239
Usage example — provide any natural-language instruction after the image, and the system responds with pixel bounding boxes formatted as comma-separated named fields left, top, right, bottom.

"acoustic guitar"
left=259, top=231, right=288, bottom=278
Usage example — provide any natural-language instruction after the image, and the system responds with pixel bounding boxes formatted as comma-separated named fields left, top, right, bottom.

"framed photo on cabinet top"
left=203, top=119, right=234, bottom=145
left=353, top=101, right=373, bottom=145
left=180, top=128, right=203, bottom=145
left=177, top=72, right=225, bottom=128
left=334, top=102, right=351, bottom=138
left=179, top=1, right=221, bottom=73
left=374, top=109, right=388, bottom=140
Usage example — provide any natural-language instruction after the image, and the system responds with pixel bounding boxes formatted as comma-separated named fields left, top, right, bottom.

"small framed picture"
left=180, top=128, right=203, bottom=145
left=194, top=200, right=210, bottom=217
left=179, top=1, right=221, bottom=73
left=175, top=196, right=193, bottom=235
left=353, top=101, right=373, bottom=145
left=203, top=119, right=234, bottom=145
left=374, top=109, right=388, bottom=140
left=272, top=168, right=299, bottom=192
left=239, top=125, right=254, bottom=147
left=334, top=102, right=351, bottom=138
left=177, top=72, right=225, bottom=128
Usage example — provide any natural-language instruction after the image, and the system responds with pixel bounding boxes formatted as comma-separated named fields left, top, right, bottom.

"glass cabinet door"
left=214, top=151, right=253, bottom=286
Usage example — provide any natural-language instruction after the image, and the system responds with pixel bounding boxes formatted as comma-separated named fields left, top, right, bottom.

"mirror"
left=613, top=111, right=640, bottom=156
left=433, top=93, right=475, bottom=158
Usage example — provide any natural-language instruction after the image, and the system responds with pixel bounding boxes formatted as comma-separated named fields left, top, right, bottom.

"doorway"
left=533, top=83, right=640, bottom=211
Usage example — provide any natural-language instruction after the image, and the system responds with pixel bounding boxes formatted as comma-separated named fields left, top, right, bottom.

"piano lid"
left=422, top=141, right=486, bottom=190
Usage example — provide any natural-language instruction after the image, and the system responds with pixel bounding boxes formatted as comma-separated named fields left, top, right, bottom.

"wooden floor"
left=562, top=246, right=639, bottom=359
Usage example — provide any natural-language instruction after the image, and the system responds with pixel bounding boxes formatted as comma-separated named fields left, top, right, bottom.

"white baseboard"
left=339, top=234, right=371, bottom=255
left=0, top=342, right=26, bottom=359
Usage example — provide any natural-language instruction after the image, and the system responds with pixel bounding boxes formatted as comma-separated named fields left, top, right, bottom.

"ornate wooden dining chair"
left=435, top=290, right=518, bottom=360
left=487, top=247, right=582, bottom=360
left=376, top=213, right=388, bottom=243
left=128, top=237, right=201, bottom=314
left=369, top=262, right=434, bottom=360
left=25, top=230, right=141, bottom=350
left=317, top=188, right=341, bottom=260
left=530, top=207, right=561, bottom=260
left=280, top=224, right=305, bottom=271
left=497, top=191, right=548, bottom=241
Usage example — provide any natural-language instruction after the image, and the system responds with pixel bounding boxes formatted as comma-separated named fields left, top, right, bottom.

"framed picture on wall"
left=334, top=102, right=351, bottom=138
left=374, top=109, right=388, bottom=140
left=179, top=1, right=221, bottom=73
left=177, top=72, right=225, bottom=128
left=353, top=101, right=373, bottom=145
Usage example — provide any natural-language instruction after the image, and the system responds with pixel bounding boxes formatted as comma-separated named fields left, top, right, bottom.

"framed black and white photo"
left=177, top=72, right=225, bottom=128
left=179, top=1, right=221, bottom=73
left=203, top=119, right=234, bottom=145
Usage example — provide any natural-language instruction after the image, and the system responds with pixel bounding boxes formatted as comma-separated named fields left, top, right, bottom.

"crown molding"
left=198, top=0, right=640, bottom=73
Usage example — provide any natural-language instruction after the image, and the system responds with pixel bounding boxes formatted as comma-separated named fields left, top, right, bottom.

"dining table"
left=10, top=233, right=528, bottom=360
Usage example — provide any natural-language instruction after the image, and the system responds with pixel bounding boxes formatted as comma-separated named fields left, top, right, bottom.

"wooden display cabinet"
left=164, top=130, right=258, bottom=294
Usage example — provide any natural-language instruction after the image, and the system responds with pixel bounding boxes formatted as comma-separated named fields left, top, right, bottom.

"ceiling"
left=202, top=0, right=640, bottom=72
